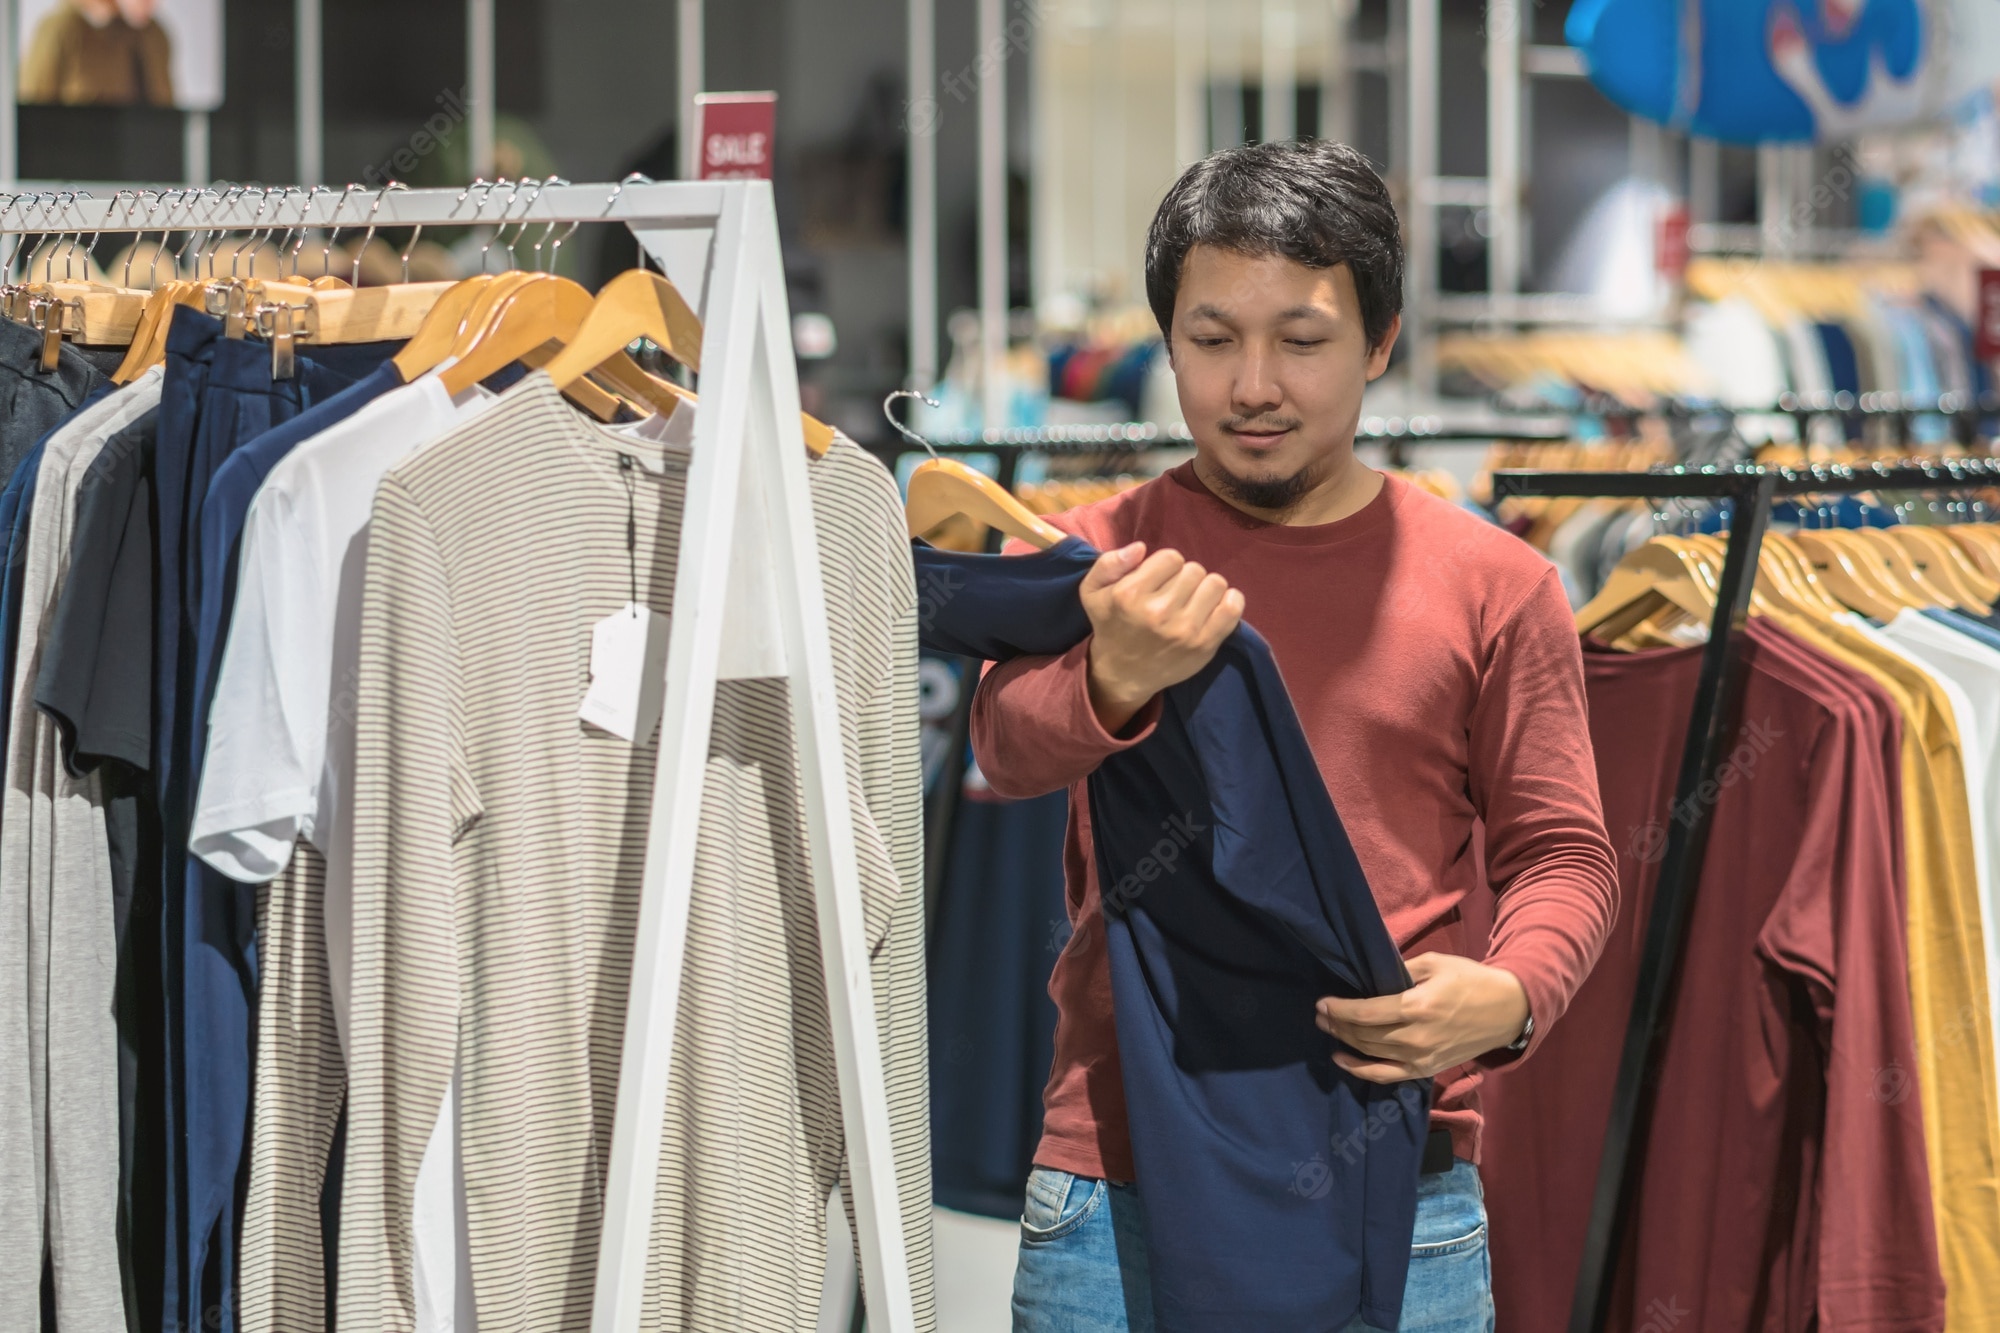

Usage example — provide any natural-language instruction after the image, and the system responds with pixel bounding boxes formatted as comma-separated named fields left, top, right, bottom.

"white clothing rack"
left=0, top=180, right=917, bottom=1333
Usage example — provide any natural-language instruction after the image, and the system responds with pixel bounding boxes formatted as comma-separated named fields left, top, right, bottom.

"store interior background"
left=18, top=4, right=1935, bottom=1328
left=24, top=0, right=1825, bottom=455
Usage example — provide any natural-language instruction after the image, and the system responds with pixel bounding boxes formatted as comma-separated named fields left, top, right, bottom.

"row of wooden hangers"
left=1437, top=330, right=1712, bottom=406
left=0, top=181, right=853, bottom=453
left=1577, top=506, right=2000, bottom=648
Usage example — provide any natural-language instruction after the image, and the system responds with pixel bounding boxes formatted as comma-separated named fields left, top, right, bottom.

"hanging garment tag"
left=578, top=603, right=671, bottom=744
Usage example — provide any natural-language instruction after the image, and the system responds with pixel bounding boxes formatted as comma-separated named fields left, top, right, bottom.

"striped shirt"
left=337, top=373, right=934, bottom=1332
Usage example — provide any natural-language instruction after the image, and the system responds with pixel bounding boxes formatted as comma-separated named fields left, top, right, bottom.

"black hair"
left=1144, top=139, right=1404, bottom=352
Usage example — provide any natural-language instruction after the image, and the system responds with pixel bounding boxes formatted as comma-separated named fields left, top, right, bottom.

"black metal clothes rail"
left=868, top=417, right=1575, bottom=477
left=1488, top=457, right=2000, bottom=1333
left=1493, top=390, right=2000, bottom=450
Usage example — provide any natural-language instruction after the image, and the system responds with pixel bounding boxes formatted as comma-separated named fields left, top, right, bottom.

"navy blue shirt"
left=155, top=309, right=401, bottom=1333
left=915, top=537, right=1427, bottom=1332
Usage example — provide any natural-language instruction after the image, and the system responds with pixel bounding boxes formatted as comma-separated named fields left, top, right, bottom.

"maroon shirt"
left=970, top=466, right=1620, bottom=1180
left=1478, top=621, right=1943, bottom=1332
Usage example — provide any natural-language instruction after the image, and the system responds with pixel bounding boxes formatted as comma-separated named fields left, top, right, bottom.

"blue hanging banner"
left=1568, top=0, right=2000, bottom=144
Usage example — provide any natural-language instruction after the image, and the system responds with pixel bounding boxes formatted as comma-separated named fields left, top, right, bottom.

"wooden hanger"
left=540, top=269, right=837, bottom=457
left=1946, top=525, right=2000, bottom=582
left=1846, top=528, right=1952, bottom=609
left=22, top=282, right=148, bottom=346
left=1887, top=526, right=1996, bottom=614
left=249, top=279, right=454, bottom=345
left=391, top=273, right=498, bottom=381
left=113, top=280, right=212, bottom=383
left=438, top=274, right=597, bottom=397
left=1791, top=530, right=1913, bottom=619
left=906, top=458, right=1068, bottom=550
left=1765, top=533, right=1847, bottom=616
left=1681, top=532, right=1807, bottom=618
left=1574, top=539, right=1717, bottom=640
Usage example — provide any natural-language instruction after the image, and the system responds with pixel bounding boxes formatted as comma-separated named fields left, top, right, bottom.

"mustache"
left=1219, top=416, right=1304, bottom=434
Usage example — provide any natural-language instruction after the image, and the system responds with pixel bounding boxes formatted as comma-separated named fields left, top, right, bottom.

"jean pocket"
left=1410, top=1220, right=1487, bottom=1258
left=1019, top=1168, right=1103, bottom=1244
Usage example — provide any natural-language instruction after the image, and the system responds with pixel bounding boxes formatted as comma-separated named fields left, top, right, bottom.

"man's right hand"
left=1081, top=542, right=1246, bottom=735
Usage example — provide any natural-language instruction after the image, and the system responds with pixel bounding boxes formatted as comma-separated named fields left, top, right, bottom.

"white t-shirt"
left=191, top=372, right=499, bottom=1333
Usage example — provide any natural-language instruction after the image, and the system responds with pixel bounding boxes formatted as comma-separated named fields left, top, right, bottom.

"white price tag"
left=578, top=603, right=671, bottom=744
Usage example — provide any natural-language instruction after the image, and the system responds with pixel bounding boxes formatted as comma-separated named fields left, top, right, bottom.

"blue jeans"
left=1010, top=1160, right=1494, bottom=1332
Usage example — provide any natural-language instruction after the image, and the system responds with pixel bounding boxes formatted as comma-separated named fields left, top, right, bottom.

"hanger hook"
left=106, top=189, right=137, bottom=281
left=270, top=185, right=306, bottom=278
left=123, top=189, right=157, bottom=286
left=603, top=172, right=653, bottom=268
left=205, top=184, right=246, bottom=277
left=289, top=184, right=330, bottom=278
left=144, top=188, right=179, bottom=286
left=44, top=190, right=73, bottom=282
left=322, top=182, right=363, bottom=279
left=232, top=185, right=272, bottom=278
left=504, top=175, right=552, bottom=266
left=528, top=176, right=571, bottom=272
left=75, top=189, right=105, bottom=280
left=883, top=390, right=942, bottom=459
left=491, top=176, right=530, bottom=269
left=477, top=177, right=518, bottom=272
left=173, top=188, right=214, bottom=272
left=398, top=219, right=425, bottom=283
left=353, top=180, right=408, bottom=285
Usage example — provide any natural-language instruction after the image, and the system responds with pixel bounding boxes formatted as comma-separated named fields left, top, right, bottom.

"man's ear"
left=1365, top=313, right=1402, bottom=382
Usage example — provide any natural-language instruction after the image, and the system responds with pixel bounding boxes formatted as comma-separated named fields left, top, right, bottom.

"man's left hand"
left=1315, top=953, right=1530, bottom=1084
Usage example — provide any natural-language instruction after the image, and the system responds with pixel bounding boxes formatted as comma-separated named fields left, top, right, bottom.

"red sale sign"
left=1979, top=270, right=2000, bottom=362
left=695, top=92, right=778, bottom=181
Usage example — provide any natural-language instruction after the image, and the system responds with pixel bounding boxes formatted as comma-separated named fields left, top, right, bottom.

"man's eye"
left=1287, top=338, right=1327, bottom=349
left=1192, top=336, right=1229, bottom=348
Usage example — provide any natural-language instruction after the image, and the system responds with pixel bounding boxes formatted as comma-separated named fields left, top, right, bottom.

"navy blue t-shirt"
left=915, top=537, right=1427, bottom=1332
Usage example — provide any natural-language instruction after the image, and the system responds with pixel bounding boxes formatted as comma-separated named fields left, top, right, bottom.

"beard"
left=1206, top=454, right=1325, bottom=515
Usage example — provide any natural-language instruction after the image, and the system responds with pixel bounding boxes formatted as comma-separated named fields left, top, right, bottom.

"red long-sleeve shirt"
left=970, top=465, right=1620, bottom=1179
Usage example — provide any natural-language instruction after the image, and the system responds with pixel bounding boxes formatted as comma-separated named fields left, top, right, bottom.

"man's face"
left=116, top=0, right=156, bottom=23
left=1168, top=246, right=1398, bottom=513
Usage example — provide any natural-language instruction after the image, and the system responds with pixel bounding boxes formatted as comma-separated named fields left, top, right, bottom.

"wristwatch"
left=1505, top=1013, right=1534, bottom=1054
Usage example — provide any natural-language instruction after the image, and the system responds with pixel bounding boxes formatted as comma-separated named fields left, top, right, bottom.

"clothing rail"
left=0, top=177, right=916, bottom=1333
left=872, top=419, right=1574, bottom=478
left=1490, top=390, right=2000, bottom=449
left=0, top=180, right=731, bottom=306
left=1488, top=457, right=2000, bottom=1333
left=909, top=414, right=1573, bottom=451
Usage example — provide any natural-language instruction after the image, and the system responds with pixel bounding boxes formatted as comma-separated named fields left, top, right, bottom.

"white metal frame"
left=908, top=0, right=939, bottom=388
left=0, top=180, right=915, bottom=1333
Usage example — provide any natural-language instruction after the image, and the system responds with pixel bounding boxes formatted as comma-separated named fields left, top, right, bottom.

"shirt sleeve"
left=189, top=488, right=326, bottom=882
left=338, top=473, right=473, bottom=1332
left=1467, top=567, right=1620, bottom=1064
left=35, top=423, right=152, bottom=777
left=968, top=641, right=1163, bottom=800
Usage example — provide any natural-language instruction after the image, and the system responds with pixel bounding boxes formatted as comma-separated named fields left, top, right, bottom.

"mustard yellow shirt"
left=1777, top=611, right=2000, bottom=1331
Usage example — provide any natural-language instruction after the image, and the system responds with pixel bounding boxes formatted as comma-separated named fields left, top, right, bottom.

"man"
left=977, top=139, right=1620, bottom=1331
left=20, top=0, right=174, bottom=108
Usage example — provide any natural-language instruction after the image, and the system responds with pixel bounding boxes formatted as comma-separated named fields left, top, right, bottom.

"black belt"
left=1420, top=1128, right=1455, bottom=1175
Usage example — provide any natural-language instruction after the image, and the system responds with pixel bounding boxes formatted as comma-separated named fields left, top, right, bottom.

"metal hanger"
left=527, top=177, right=574, bottom=272
left=887, top=390, right=1066, bottom=548
left=350, top=180, right=408, bottom=285
left=477, top=177, right=523, bottom=272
